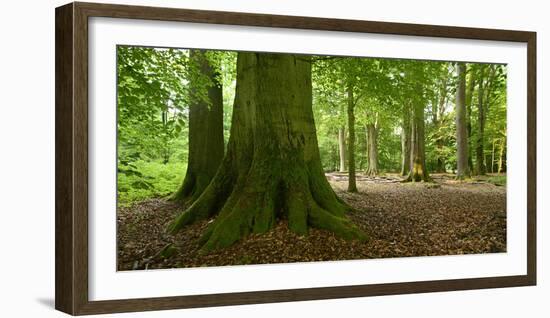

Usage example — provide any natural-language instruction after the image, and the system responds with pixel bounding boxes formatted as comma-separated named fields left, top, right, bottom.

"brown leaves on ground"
left=117, top=173, right=506, bottom=271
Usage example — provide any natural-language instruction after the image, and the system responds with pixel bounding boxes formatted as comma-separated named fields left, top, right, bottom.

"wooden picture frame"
left=55, top=2, right=536, bottom=315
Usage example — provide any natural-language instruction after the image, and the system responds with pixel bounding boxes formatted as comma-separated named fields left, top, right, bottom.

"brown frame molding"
left=55, top=2, right=537, bottom=315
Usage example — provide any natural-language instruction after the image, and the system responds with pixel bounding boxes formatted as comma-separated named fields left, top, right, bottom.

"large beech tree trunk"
left=404, top=102, right=430, bottom=182
left=346, top=85, right=358, bottom=192
left=400, top=103, right=412, bottom=176
left=338, top=127, right=346, bottom=172
left=455, top=63, right=470, bottom=179
left=169, top=53, right=366, bottom=251
left=171, top=50, right=224, bottom=203
left=365, top=122, right=378, bottom=176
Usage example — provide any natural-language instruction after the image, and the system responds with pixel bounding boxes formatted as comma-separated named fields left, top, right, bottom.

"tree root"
left=196, top=176, right=366, bottom=253
left=365, top=167, right=378, bottom=177
left=170, top=164, right=367, bottom=252
left=167, top=162, right=235, bottom=233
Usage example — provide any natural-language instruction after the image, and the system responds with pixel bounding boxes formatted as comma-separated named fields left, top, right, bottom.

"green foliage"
left=117, top=46, right=236, bottom=204
left=471, top=64, right=507, bottom=172
left=118, top=159, right=186, bottom=204
left=426, top=112, right=457, bottom=170
left=118, top=46, right=507, bottom=201
left=375, top=125, right=402, bottom=171
left=311, top=58, right=506, bottom=175
left=117, top=46, right=190, bottom=164
left=484, top=175, right=507, bottom=186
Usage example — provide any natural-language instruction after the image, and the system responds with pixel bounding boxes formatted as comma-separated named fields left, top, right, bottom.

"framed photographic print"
left=55, top=2, right=536, bottom=315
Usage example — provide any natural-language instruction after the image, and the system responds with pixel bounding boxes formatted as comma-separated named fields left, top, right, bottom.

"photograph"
left=116, top=47, right=508, bottom=271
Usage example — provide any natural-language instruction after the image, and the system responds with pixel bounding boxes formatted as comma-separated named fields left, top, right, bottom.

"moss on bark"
left=170, top=50, right=224, bottom=204
left=169, top=52, right=366, bottom=252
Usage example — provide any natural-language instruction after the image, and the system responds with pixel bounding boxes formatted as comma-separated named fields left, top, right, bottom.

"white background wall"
left=0, top=0, right=547, bottom=316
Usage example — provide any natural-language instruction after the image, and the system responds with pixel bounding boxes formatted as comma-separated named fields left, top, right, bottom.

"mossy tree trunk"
left=400, top=103, right=412, bottom=176
left=365, top=122, right=378, bottom=176
left=455, top=63, right=470, bottom=179
left=169, top=52, right=366, bottom=252
left=404, top=101, right=430, bottom=182
left=346, top=85, right=358, bottom=192
left=171, top=50, right=224, bottom=203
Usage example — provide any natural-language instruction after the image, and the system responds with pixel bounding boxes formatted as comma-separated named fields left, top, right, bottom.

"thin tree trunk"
left=400, top=103, right=411, bottom=176
left=434, top=72, right=447, bottom=173
left=405, top=102, right=430, bottom=182
left=485, top=154, right=493, bottom=174
left=347, top=85, right=357, bottom=192
left=491, top=139, right=496, bottom=173
left=338, top=127, right=346, bottom=172
left=466, top=73, right=475, bottom=171
left=498, top=137, right=506, bottom=173
left=171, top=50, right=224, bottom=203
left=365, top=122, right=378, bottom=176
left=170, top=53, right=365, bottom=251
left=455, top=63, right=470, bottom=179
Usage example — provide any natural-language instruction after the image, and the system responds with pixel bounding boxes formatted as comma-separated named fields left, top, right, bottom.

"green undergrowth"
left=484, top=175, right=507, bottom=186
left=118, top=160, right=186, bottom=206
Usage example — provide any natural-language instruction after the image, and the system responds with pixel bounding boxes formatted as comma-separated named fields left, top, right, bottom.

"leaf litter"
left=117, top=173, right=506, bottom=270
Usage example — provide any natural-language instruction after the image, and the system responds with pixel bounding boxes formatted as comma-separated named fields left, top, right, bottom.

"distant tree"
left=365, top=116, right=379, bottom=176
left=400, top=102, right=412, bottom=176
left=399, top=61, right=436, bottom=182
left=455, top=63, right=470, bottom=179
left=432, top=66, right=451, bottom=173
left=407, top=99, right=430, bottom=182
left=346, top=83, right=358, bottom=192
left=338, top=127, right=347, bottom=172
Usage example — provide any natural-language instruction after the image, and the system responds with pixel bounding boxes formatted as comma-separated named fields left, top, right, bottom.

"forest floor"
left=117, top=173, right=507, bottom=270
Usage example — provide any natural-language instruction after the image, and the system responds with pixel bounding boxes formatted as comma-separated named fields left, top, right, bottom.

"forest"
left=117, top=46, right=507, bottom=270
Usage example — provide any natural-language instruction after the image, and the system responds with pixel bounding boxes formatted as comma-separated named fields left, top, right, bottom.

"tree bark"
left=491, top=139, right=496, bottom=173
left=365, top=122, right=378, bottom=176
left=347, top=85, right=358, bottom=192
left=169, top=53, right=366, bottom=251
left=404, top=101, right=430, bottom=182
left=171, top=50, right=224, bottom=203
left=338, top=127, right=346, bottom=172
left=400, top=103, right=412, bottom=176
left=455, top=63, right=470, bottom=179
